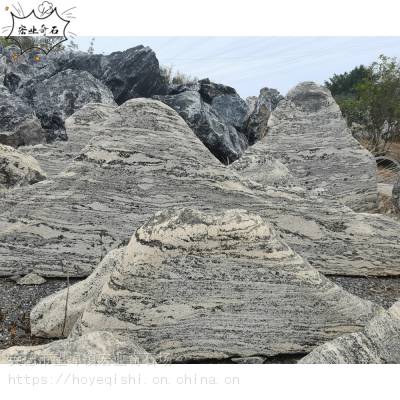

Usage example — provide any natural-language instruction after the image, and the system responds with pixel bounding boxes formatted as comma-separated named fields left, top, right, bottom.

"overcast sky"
left=75, top=37, right=400, bottom=98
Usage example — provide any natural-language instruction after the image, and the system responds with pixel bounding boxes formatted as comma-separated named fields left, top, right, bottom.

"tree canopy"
left=326, top=55, right=400, bottom=155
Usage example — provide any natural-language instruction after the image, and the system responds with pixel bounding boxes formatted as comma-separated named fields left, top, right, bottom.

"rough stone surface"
left=198, top=78, right=237, bottom=102
left=0, top=144, right=46, bottom=190
left=300, top=301, right=400, bottom=364
left=3, top=59, right=44, bottom=93
left=27, top=69, right=116, bottom=141
left=266, top=81, right=378, bottom=212
left=0, top=117, right=46, bottom=148
left=392, top=176, right=400, bottom=212
left=0, top=331, right=155, bottom=364
left=1, top=99, right=400, bottom=278
left=154, top=90, right=248, bottom=164
left=70, top=208, right=380, bottom=362
left=17, top=272, right=46, bottom=286
left=0, top=84, right=33, bottom=132
left=210, top=93, right=248, bottom=131
left=31, top=249, right=124, bottom=338
left=231, top=152, right=297, bottom=187
left=166, top=81, right=200, bottom=95
left=21, top=103, right=117, bottom=178
left=52, top=46, right=164, bottom=104
left=245, top=87, right=283, bottom=145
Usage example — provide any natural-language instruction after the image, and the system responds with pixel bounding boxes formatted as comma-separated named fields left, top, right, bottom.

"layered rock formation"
left=0, top=331, right=155, bottom=364
left=265, top=82, right=378, bottom=211
left=1, top=99, right=400, bottom=278
left=300, top=300, right=400, bottom=363
left=0, top=144, right=46, bottom=190
left=31, top=209, right=380, bottom=363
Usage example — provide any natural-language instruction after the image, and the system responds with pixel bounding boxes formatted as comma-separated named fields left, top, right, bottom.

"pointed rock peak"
left=286, top=81, right=334, bottom=111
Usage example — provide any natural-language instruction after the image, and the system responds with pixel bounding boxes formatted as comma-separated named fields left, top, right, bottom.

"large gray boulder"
left=0, top=99, right=400, bottom=277
left=0, top=84, right=33, bottom=132
left=0, top=331, right=155, bottom=364
left=198, top=79, right=249, bottom=130
left=245, top=87, right=283, bottom=145
left=0, top=144, right=46, bottom=190
left=27, top=69, right=116, bottom=141
left=52, top=46, right=165, bottom=104
left=34, top=208, right=380, bottom=363
left=0, top=116, right=46, bottom=147
left=300, top=300, right=400, bottom=364
left=265, top=82, right=378, bottom=212
left=154, top=90, right=248, bottom=164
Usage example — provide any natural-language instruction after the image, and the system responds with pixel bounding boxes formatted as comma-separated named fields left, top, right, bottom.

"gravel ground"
left=0, top=278, right=81, bottom=350
left=330, top=276, right=400, bottom=309
left=0, top=275, right=399, bottom=355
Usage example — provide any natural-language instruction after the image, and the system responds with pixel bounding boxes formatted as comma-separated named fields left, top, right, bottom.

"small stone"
left=17, top=273, right=46, bottom=285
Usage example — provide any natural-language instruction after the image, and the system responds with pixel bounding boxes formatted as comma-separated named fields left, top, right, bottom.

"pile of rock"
left=1, top=46, right=163, bottom=143
left=0, top=98, right=399, bottom=278
left=1, top=45, right=399, bottom=365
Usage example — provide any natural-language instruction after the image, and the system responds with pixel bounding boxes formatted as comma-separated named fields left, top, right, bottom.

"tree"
left=325, top=65, right=369, bottom=100
left=327, top=55, right=400, bottom=155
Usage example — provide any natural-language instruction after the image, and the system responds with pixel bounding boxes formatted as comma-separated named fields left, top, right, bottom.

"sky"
left=75, top=37, right=400, bottom=98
